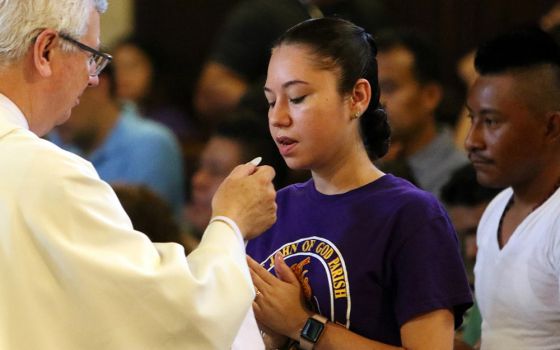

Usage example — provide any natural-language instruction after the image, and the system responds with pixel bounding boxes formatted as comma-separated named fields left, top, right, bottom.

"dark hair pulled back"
left=273, top=17, right=390, bottom=159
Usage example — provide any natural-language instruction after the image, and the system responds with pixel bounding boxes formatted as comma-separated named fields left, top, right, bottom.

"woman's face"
left=264, top=44, right=356, bottom=172
left=113, top=44, right=153, bottom=102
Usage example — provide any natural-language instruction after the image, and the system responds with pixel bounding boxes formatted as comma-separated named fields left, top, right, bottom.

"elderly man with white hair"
left=0, top=1, right=277, bottom=349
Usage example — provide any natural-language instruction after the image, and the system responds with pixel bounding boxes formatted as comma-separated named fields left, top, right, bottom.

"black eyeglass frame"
left=59, top=33, right=112, bottom=76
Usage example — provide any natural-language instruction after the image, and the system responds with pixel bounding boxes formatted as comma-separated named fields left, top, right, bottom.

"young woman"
left=246, top=18, right=472, bottom=350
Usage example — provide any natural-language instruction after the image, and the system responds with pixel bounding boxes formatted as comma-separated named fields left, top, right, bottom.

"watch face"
left=301, top=318, right=325, bottom=342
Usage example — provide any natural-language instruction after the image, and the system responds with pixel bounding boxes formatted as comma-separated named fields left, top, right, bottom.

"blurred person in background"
left=194, top=0, right=392, bottom=124
left=112, top=36, right=193, bottom=140
left=112, top=183, right=184, bottom=247
left=50, top=65, right=185, bottom=217
left=541, top=1, right=560, bottom=46
left=454, top=50, right=477, bottom=150
left=376, top=29, right=468, bottom=198
left=184, top=111, right=286, bottom=251
left=540, top=1, right=560, bottom=31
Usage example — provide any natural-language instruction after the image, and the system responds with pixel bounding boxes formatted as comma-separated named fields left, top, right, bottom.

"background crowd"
left=33, top=0, right=560, bottom=348
left=66, top=0, right=560, bottom=242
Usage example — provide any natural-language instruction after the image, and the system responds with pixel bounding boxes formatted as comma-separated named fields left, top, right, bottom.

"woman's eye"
left=267, top=101, right=276, bottom=108
left=289, top=95, right=306, bottom=104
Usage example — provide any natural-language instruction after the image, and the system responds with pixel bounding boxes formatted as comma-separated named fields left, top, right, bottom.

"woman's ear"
left=32, top=29, right=58, bottom=78
left=350, top=78, right=372, bottom=118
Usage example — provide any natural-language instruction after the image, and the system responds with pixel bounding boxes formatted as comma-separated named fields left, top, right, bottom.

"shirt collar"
left=0, top=93, right=30, bottom=130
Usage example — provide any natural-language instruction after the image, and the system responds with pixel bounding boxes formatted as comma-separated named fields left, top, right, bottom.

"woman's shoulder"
left=373, top=175, right=447, bottom=219
left=374, top=174, right=439, bottom=202
left=277, top=179, right=313, bottom=196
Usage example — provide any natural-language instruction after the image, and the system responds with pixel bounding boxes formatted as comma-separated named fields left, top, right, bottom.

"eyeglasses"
left=59, top=33, right=112, bottom=76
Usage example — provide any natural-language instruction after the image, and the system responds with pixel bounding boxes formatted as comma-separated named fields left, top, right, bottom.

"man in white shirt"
left=0, top=1, right=276, bottom=349
left=465, top=27, right=560, bottom=350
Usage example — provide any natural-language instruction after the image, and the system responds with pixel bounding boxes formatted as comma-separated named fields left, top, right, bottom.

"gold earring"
left=352, top=112, right=360, bottom=120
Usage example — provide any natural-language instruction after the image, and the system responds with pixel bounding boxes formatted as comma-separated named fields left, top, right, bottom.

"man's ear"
left=544, top=110, right=560, bottom=143
left=420, top=82, right=443, bottom=113
left=32, top=29, right=58, bottom=78
left=350, top=78, right=372, bottom=118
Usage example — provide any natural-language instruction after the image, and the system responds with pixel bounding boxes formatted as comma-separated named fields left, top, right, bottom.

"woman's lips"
left=276, top=136, right=298, bottom=156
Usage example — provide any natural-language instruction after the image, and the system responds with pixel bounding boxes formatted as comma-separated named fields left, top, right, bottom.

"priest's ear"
left=32, top=29, right=58, bottom=77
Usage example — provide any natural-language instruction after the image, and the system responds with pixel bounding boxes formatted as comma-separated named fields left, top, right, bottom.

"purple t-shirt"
left=246, top=175, right=472, bottom=346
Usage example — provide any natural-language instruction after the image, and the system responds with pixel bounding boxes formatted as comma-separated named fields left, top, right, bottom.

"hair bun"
left=360, top=107, right=391, bottom=160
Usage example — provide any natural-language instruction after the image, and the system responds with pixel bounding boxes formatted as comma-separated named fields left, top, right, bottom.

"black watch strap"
left=299, top=314, right=328, bottom=350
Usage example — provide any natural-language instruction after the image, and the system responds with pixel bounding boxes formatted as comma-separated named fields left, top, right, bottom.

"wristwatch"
left=299, top=314, right=328, bottom=350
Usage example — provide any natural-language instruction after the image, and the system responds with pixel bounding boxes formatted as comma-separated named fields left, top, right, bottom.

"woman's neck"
left=312, top=145, right=384, bottom=195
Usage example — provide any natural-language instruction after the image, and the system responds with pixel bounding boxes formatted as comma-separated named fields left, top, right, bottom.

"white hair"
left=0, top=0, right=108, bottom=67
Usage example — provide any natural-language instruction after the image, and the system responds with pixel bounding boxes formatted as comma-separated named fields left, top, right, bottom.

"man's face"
left=49, top=8, right=101, bottom=132
left=465, top=74, right=547, bottom=188
left=191, top=136, right=244, bottom=208
left=186, top=136, right=244, bottom=233
left=377, top=46, right=435, bottom=142
left=55, top=80, right=104, bottom=150
left=113, top=44, right=153, bottom=102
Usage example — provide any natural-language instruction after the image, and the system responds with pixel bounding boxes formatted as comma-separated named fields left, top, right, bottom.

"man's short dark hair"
left=375, top=28, right=441, bottom=84
left=441, top=164, right=502, bottom=207
left=474, top=27, right=560, bottom=75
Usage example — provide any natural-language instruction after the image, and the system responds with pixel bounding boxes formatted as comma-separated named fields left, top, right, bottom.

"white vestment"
left=0, top=93, right=260, bottom=349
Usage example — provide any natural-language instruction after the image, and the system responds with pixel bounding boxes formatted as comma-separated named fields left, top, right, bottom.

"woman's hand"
left=248, top=253, right=312, bottom=340
left=247, top=255, right=453, bottom=350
